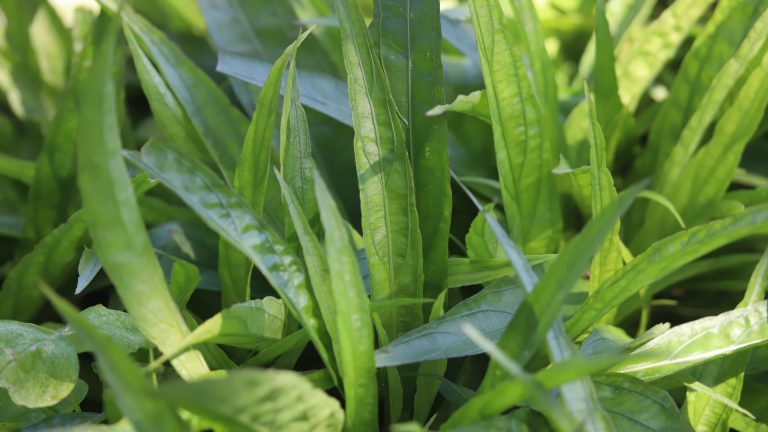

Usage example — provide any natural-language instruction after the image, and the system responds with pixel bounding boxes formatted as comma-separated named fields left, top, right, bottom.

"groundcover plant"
left=1, top=0, right=768, bottom=430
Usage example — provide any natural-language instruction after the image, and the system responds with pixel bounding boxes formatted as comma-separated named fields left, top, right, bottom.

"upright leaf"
left=584, top=84, right=623, bottom=299
left=315, top=172, right=378, bottom=432
left=467, top=0, right=561, bottom=254
left=335, top=0, right=424, bottom=337
left=43, top=287, right=187, bottom=432
left=280, top=38, right=319, bottom=242
left=219, top=31, right=311, bottom=307
left=75, top=20, right=208, bottom=379
left=371, top=0, right=451, bottom=299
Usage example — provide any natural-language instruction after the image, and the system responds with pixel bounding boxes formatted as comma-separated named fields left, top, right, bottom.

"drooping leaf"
left=315, top=172, right=378, bottom=432
left=335, top=0, right=424, bottom=337
left=43, top=287, right=188, bottom=432
left=124, top=140, right=336, bottom=382
left=0, top=321, right=78, bottom=408
left=467, top=0, right=561, bottom=254
left=75, top=18, right=207, bottom=379
left=567, top=205, right=768, bottom=338
left=159, top=369, right=344, bottom=432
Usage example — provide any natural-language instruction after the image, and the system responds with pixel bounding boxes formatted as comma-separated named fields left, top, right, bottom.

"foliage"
left=0, top=0, right=767, bottom=430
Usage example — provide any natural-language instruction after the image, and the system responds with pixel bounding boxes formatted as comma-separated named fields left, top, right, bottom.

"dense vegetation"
left=1, top=0, right=768, bottom=430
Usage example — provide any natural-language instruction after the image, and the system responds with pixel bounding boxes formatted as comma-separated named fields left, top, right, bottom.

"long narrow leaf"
left=315, top=172, right=378, bottom=432
left=75, top=20, right=208, bottom=379
left=371, top=0, right=451, bottom=300
left=467, top=0, right=561, bottom=254
left=335, top=0, right=424, bottom=337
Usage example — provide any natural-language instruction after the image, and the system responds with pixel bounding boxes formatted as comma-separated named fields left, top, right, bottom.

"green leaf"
left=167, top=256, right=200, bottom=308
left=371, top=0, right=452, bottom=299
left=75, top=246, right=101, bottom=295
left=124, top=140, right=336, bottom=382
left=594, top=374, right=692, bottom=432
left=0, top=212, right=87, bottom=320
left=149, top=298, right=285, bottom=370
left=0, top=321, right=77, bottom=408
left=43, top=287, right=187, bottom=432
left=74, top=305, right=150, bottom=354
left=217, top=53, right=352, bottom=126
left=485, top=180, right=645, bottom=374
left=467, top=0, right=561, bottom=254
left=685, top=248, right=768, bottom=431
left=635, top=17, right=768, bottom=247
left=426, top=90, right=490, bottom=123
left=335, top=0, right=424, bottom=337
left=75, top=18, right=207, bottom=379
left=612, top=300, right=768, bottom=381
left=443, top=355, right=621, bottom=428
left=159, top=369, right=344, bottom=432
left=275, top=172, right=338, bottom=366
left=0, top=153, right=33, bottom=185
left=641, top=0, right=768, bottom=181
left=0, top=380, right=88, bottom=427
left=615, top=0, right=715, bottom=112
left=446, top=255, right=554, bottom=289
left=584, top=83, right=623, bottom=299
left=0, top=0, right=69, bottom=126
left=567, top=205, right=768, bottom=338
left=117, top=5, right=248, bottom=182
left=279, top=39, right=320, bottom=245
left=219, top=30, right=311, bottom=308
left=461, top=323, right=577, bottom=432
left=375, top=277, right=526, bottom=367
left=315, top=171, right=379, bottom=432
left=455, top=177, right=641, bottom=430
